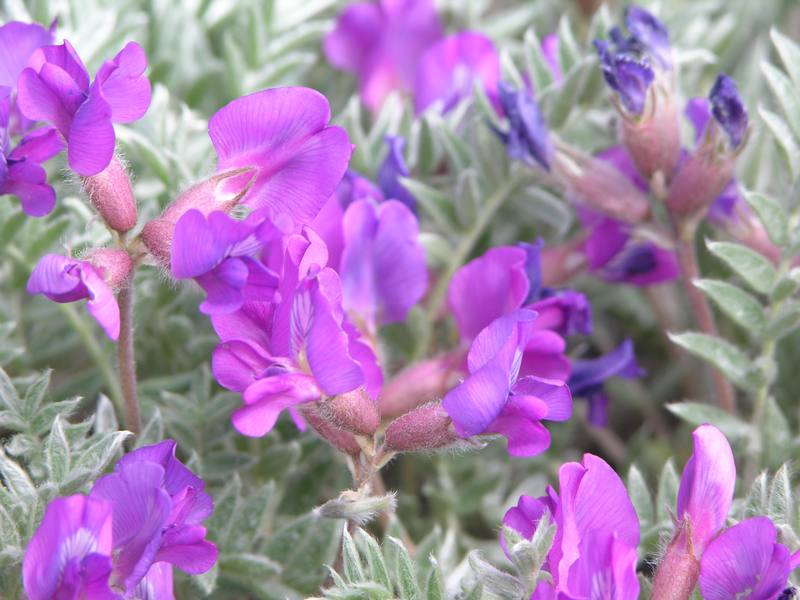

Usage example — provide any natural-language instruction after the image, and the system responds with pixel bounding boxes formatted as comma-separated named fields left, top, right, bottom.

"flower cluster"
left=504, top=425, right=799, bottom=599
left=22, top=440, right=216, bottom=599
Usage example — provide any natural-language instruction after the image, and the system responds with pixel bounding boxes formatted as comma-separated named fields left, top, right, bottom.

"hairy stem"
left=117, top=283, right=140, bottom=436
left=413, top=175, right=522, bottom=359
left=671, top=218, right=737, bottom=413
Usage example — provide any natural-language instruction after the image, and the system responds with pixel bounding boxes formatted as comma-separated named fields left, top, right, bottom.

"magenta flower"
left=503, top=453, right=640, bottom=598
left=27, top=253, right=123, bottom=340
left=324, top=0, right=442, bottom=112
left=17, top=40, right=151, bottom=176
left=414, top=31, right=500, bottom=114
left=338, top=199, right=427, bottom=329
left=492, top=82, right=552, bottom=170
left=211, top=229, right=382, bottom=437
left=22, top=494, right=115, bottom=600
left=699, top=517, right=794, bottom=600
left=208, top=87, right=352, bottom=225
left=441, top=310, right=572, bottom=456
left=132, top=562, right=174, bottom=600
left=90, top=440, right=217, bottom=594
left=377, top=135, right=416, bottom=211
left=171, top=209, right=285, bottom=315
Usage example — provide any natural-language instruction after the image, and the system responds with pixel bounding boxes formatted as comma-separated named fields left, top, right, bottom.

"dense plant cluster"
left=1, top=0, right=800, bottom=598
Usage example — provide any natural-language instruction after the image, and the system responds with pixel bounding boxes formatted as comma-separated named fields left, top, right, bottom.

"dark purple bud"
left=493, top=81, right=552, bottom=170
left=625, top=6, right=671, bottom=68
left=709, top=74, right=748, bottom=148
left=594, top=40, right=654, bottom=116
left=378, top=135, right=416, bottom=211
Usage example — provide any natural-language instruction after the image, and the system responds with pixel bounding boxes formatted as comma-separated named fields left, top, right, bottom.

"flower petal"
left=67, top=82, right=115, bottom=176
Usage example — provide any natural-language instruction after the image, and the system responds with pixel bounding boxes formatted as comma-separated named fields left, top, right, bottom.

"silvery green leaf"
left=22, top=369, right=51, bottom=417
left=771, top=28, right=800, bottom=88
left=765, top=302, right=800, bottom=341
left=763, top=397, right=792, bottom=470
left=357, top=529, right=392, bottom=591
left=627, top=466, right=654, bottom=530
left=190, top=562, right=218, bottom=596
left=45, top=416, right=70, bottom=484
left=707, top=240, right=778, bottom=295
left=425, top=556, right=445, bottom=600
left=467, top=551, right=523, bottom=600
left=667, top=402, right=751, bottom=441
left=758, top=108, right=800, bottom=183
left=387, top=536, right=421, bottom=600
left=0, top=503, right=19, bottom=547
left=541, top=56, right=594, bottom=128
left=341, top=526, right=364, bottom=583
left=72, top=430, right=130, bottom=473
left=94, top=395, right=118, bottom=433
left=745, top=472, right=770, bottom=517
left=30, top=398, right=81, bottom=437
left=219, top=552, right=282, bottom=580
left=499, top=49, right=525, bottom=90
left=0, top=368, right=20, bottom=413
left=556, top=15, right=581, bottom=75
left=400, top=178, right=457, bottom=233
left=693, top=279, right=767, bottom=334
left=762, top=61, right=800, bottom=141
left=0, top=449, right=35, bottom=501
left=523, top=29, right=555, bottom=93
left=137, top=407, right=164, bottom=447
left=656, top=459, right=679, bottom=524
left=528, top=513, right=556, bottom=575
left=744, top=190, right=790, bottom=246
left=768, top=463, right=793, bottom=525
left=667, top=332, right=753, bottom=390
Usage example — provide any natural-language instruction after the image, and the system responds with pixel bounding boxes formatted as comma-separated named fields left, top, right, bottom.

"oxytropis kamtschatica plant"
left=2, top=1, right=799, bottom=598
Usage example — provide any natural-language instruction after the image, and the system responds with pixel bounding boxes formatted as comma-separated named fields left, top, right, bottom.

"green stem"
left=413, top=175, right=522, bottom=359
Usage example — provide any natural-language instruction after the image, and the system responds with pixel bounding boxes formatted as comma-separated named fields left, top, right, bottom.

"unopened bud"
left=314, top=490, right=397, bottom=524
left=620, top=93, right=682, bottom=183
left=379, top=355, right=461, bottom=419
left=384, top=402, right=459, bottom=452
left=83, top=248, right=133, bottom=288
left=665, top=151, right=734, bottom=219
left=319, top=388, right=380, bottom=436
left=554, top=149, right=650, bottom=224
left=140, top=217, right=174, bottom=266
left=82, top=156, right=137, bottom=232
left=301, top=405, right=363, bottom=456
left=651, top=528, right=700, bottom=600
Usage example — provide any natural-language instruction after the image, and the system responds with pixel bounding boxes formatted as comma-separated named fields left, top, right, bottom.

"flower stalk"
left=116, top=281, right=140, bottom=436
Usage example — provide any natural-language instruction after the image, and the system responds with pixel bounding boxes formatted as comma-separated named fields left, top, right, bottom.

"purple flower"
left=492, top=81, right=552, bottom=170
left=209, top=87, right=352, bottom=225
left=594, top=39, right=654, bottom=116
left=27, top=253, right=122, bottom=340
left=675, top=424, right=736, bottom=555
left=441, top=310, right=572, bottom=456
left=624, top=6, right=672, bottom=68
left=171, top=209, right=285, bottom=315
left=377, top=135, right=416, bottom=211
left=90, top=440, right=217, bottom=594
left=211, top=229, right=382, bottom=437
left=132, top=562, right=174, bottom=600
left=17, top=40, right=151, bottom=176
left=540, top=33, right=562, bottom=81
left=22, top=494, right=115, bottom=600
left=338, top=199, right=427, bottom=329
left=699, top=517, right=792, bottom=600
left=337, top=169, right=385, bottom=208
left=414, top=31, right=500, bottom=114
left=324, top=0, right=443, bottom=112
left=709, top=73, right=748, bottom=148
left=503, top=453, right=640, bottom=598
left=567, top=339, right=643, bottom=426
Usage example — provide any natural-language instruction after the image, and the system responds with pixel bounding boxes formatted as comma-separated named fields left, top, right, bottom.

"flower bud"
left=81, top=156, right=137, bottom=232
left=378, top=354, right=461, bottom=419
left=554, top=149, right=650, bottom=224
left=301, top=405, right=362, bottom=456
left=319, top=388, right=380, bottom=436
left=83, top=248, right=134, bottom=288
left=665, top=150, right=734, bottom=219
left=620, top=91, right=682, bottom=182
left=651, top=528, right=701, bottom=600
left=140, top=217, right=174, bottom=266
left=383, top=402, right=459, bottom=452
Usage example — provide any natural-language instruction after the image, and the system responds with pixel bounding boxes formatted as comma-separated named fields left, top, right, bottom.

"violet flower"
left=208, top=87, right=352, bottom=224
left=170, top=209, right=285, bottom=315
left=567, top=339, right=643, bottom=426
left=90, top=440, right=217, bottom=594
left=414, top=31, right=500, bottom=114
left=699, top=517, right=794, bottom=600
left=338, top=198, right=427, bottom=330
left=132, top=562, right=174, bottom=600
left=624, top=6, right=672, bottom=68
left=17, top=40, right=151, bottom=176
left=503, top=453, right=640, bottom=598
left=211, top=229, right=382, bottom=437
left=492, top=81, right=552, bottom=170
left=22, top=494, right=115, bottom=600
left=594, top=39, right=654, bottom=116
left=27, top=253, right=125, bottom=340
left=324, top=0, right=443, bottom=112
left=441, top=309, right=572, bottom=457
left=709, top=74, right=749, bottom=149
left=377, top=135, right=416, bottom=211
